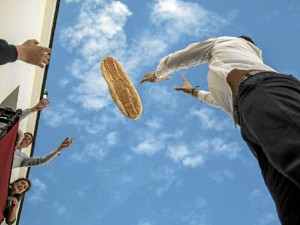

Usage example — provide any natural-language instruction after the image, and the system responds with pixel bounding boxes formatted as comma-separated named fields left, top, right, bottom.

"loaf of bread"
left=100, top=56, right=142, bottom=120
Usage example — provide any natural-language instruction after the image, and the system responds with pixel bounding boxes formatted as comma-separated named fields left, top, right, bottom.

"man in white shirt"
left=141, top=36, right=300, bottom=224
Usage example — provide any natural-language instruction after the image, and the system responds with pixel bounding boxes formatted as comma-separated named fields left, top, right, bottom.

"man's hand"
left=57, top=137, right=74, bottom=152
left=15, top=39, right=51, bottom=68
left=32, top=99, right=50, bottom=112
left=174, top=76, right=199, bottom=97
left=140, top=71, right=170, bottom=84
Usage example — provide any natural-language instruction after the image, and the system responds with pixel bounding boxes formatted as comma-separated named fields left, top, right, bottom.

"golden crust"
left=100, top=56, right=142, bottom=119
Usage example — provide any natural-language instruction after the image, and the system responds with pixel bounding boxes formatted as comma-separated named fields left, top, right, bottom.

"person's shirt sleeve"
left=197, top=90, right=219, bottom=108
left=0, top=39, right=18, bottom=65
left=19, top=108, right=33, bottom=121
left=155, top=38, right=217, bottom=78
left=20, top=149, right=60, bottom=167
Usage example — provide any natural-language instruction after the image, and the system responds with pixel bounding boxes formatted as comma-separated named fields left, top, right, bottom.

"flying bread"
left=100, top=56, right=142, bottom=120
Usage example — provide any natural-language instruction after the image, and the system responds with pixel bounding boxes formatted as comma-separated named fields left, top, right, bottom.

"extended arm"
left=155, top=39, right=216, bottom=78
left=140, top=38, right=216, bottom=83
left=19, top=99, right=50, bottom=121
left=20, top=137, right=74, bottom=168
left=1, top=39, right=51, bottom=67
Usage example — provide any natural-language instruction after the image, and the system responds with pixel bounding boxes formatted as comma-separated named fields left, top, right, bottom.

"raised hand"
left=140, top=71, right=170, bottom=84
left=33, top=98, right=50, bottom=111
left=57, top=137, right=74, bottom=152
left=174, top=76, right=198, bottom=96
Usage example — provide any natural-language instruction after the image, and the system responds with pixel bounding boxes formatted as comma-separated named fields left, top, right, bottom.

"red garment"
left=0, top=122, right=19, bottom=223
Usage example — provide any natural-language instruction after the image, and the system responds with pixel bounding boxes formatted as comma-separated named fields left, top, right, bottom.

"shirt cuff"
left=197, top=90, right=210, bottom=101
left=9, top=45, right=18, bottom=62
left=0, top=40, right=18, bottom=64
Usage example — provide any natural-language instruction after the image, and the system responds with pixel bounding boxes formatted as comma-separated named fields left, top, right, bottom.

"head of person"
left=239, top=35, right=256, bottom=45
left=17, top=132, right=34, bottom=149
left=10, top=178, right=31, bottom=195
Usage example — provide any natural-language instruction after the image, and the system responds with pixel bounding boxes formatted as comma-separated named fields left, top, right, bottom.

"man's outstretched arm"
left=140, top=38, right=216, bottom=83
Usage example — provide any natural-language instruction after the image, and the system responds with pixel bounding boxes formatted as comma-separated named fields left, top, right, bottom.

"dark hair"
left=24, top=132, right=34, bottom=144
left=10, top=178, right=32, bottom=197
left=239, top=36, right=256, bottom=45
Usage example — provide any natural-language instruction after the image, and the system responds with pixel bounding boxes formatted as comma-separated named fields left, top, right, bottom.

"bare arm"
left=6, top=197, right=18, bottom=225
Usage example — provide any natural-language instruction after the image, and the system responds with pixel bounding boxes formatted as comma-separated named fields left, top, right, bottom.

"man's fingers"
left=33, top=40, right=39, bottom=45
left=174, top=87, right=185, bottom=91
left=140, top=78, right=147, bottom=84
left=161, top=76, right=170, bottom=81
left=38, top=62, right=45, bottom=68
left=43, top=47, right=51, bottom=54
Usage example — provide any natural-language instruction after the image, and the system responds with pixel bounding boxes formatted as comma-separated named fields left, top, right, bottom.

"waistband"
left=240, top=70, right=278, bottom=85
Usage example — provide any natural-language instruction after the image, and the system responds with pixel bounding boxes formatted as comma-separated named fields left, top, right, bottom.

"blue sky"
left=20, top=0, right=300, bottom=225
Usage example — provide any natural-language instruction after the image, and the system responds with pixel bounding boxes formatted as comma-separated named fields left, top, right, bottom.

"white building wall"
left=0, top=1, right=58, bottom=223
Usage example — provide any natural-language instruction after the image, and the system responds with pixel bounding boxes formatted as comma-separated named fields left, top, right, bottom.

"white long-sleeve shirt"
left=155, top=36, right=276, bottom=116
left=12, top=148, right=60, bottom=169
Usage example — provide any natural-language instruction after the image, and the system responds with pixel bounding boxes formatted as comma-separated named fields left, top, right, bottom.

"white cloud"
left=28, top=178, right=47, bottom=203
left=146, top=118, right=163, bottom=130
left=133, top=137, right=164, bottom=155
left=168, top=144, right=189, bottom=162
left=211, top=138, right=241, bottom=160
left=209, top=169, right=235, bottom=184
left=182, top=155, right=204, bottom=168
left=146, top=85, right=178, bottom=111
left=58, top=77, right=70, bottom=88
left=71, top=142, right=107, bottom=163
left=59, top=0, right=233, bottom=112
left=106, top=131, right=117, bottom=145
left=190, top=107, right=231, bottom=131
left=167, top=142, right=207, bottom=168
left=150, top=167, right=178, bottom=196
left=132, top=128, right=184, bottom=156
left=119, top=173, right=133, bottom=185
left=151, top=0, right=232, bottom=42
left=53, top=201, right=67, bottom=215
left=42, top=103, right=82, bottom=128
left=60, top=1, right=132, bottom=111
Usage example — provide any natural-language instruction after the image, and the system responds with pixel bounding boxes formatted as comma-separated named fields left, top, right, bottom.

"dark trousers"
left=236, top=72, right=300, bottom=225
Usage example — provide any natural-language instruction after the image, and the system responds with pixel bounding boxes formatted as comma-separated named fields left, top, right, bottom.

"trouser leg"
left=238, top=73, right=300, bottom=224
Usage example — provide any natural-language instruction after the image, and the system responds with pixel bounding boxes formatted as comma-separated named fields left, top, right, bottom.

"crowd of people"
left=0, top=38, right=74, bottom=225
